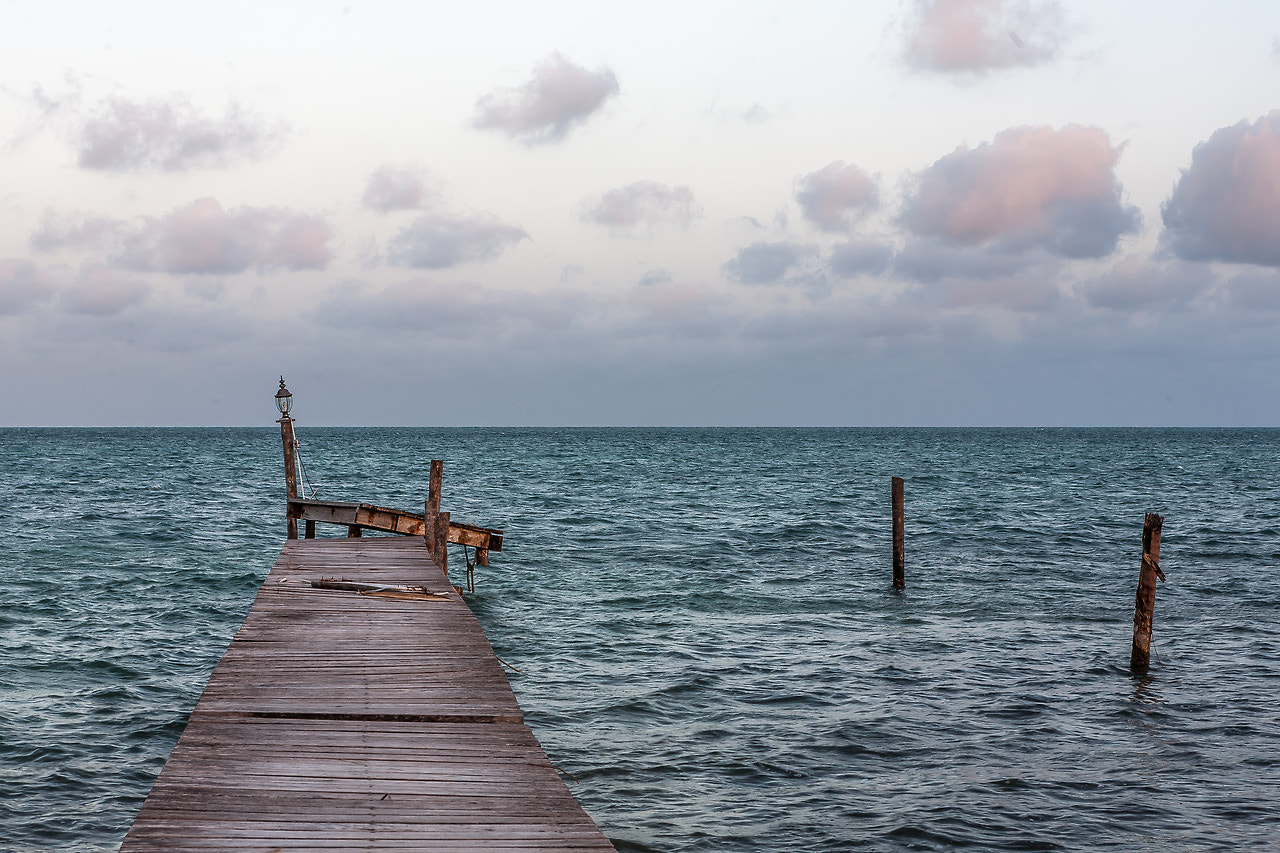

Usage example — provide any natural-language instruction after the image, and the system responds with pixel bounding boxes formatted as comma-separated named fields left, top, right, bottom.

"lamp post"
left=276, top=377, right=299, bottom=540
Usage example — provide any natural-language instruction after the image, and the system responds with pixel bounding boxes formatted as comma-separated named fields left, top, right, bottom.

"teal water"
left=2, top=427, right=1279, bottom=851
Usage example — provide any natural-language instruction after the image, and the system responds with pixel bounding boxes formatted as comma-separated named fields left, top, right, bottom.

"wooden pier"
left=123, top=537, right=615, bottom=851
left=123, top=381, right=614, bottom=851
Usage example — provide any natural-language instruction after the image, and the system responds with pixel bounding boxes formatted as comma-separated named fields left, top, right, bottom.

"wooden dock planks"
left=122, top=537, right=615, bottom=852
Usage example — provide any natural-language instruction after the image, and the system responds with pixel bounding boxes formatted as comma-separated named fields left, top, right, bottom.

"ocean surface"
left=2, top=427, right=1279, bottom=852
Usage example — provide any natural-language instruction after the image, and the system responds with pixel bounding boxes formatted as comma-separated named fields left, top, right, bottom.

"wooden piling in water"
left=425, top=459, right=442, bottom=560
left=892, top=476, right=905, bottom=589
left=1130, top=512, right=1165, bottom=673
left=436, top=510, right=450, bottom=575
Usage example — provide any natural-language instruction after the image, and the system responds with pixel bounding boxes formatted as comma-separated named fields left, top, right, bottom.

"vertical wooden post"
left=435, top=511, right=450, bottom=575
left=347, top=525, right=362, bottom=538
left=305, top=520, right=316, bottom=539
left=892, top=476, right=905, bottom=590
left=425, top=460, right=443, bottom=559
left=279, top=414, right=298, bottom=540
left=1130, top=513, right=1165, bottom=672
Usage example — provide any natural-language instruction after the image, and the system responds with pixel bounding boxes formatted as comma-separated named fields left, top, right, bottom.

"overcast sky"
left=4, top=0, right=1280, bottom=426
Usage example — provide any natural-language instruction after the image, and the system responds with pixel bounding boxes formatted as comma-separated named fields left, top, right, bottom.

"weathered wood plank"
left=290, top=499, right=503, bottom=551
left=123, top=538, right=613, bottom=853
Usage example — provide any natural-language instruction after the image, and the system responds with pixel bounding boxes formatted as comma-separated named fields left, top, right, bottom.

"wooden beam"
left=289, top=499, right=502, bottom=551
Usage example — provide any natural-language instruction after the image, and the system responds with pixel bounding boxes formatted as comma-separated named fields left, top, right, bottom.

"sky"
left=4, top=0, right=1280, bottom=426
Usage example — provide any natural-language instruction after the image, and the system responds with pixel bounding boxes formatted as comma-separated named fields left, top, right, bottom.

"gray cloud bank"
left=473, top=53, right=619, bottom=145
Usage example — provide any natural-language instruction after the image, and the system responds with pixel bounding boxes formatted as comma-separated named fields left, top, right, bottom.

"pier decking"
left=122, top=536, right=615, bottom=851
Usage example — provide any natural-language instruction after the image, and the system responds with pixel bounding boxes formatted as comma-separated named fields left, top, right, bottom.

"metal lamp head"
left=274, top=377, right=293, bottom=417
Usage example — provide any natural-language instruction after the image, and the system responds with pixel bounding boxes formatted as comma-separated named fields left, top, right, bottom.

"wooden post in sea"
left=275, top=378, right=299, bottom=541
left=892, top=476, right=905, bottom=589
left=1130, top=513, right=1165, bottom=673
left=435, top=511, right=450, bottom=576
left=425, top=460, right=443, bottom=562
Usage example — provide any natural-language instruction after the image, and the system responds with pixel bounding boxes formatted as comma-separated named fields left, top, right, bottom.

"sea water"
left=2, top=427, right=1278, bottom=851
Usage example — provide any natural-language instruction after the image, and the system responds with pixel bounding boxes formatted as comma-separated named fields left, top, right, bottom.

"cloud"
left=1226, top=270, right=1280, bottom=311
left=362, top=165, right=435, bottom=213
left=794, top=162, right=879, bottom=232
left=1161, top=112, right=1280, bottom=266
left=73, top=94, right=284, bottom=172
left=829, top=239, right=893, bottom=277
left=59, top=267, right=150, bottom=316
left=0, top=259, right=55, bottom=315
left=119, top=197, right=334, bottom=274
left=723, top=241, right=817, bottom=285
left=386, top=212, right=528, bottom=268
left=893, top=239, right=1029, bottom=282
left=933, top=272, right=1062, bottom=312
left=473, top=53, right=619, bottom=144
left=902, top=0, right=1069, bottom=73
left=580, top=181, right=700, bottom=233
left=900, top=124, right=1140, bottom=258
left=637, top=269, right=673, bottom=287
left=29, top=210, right=124, bottom=252
left=1079, top=256, right=1212, bottom=311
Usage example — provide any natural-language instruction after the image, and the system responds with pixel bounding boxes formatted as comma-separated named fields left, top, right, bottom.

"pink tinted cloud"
left=119, top=197, right=333, bottom=274
left=581, top=181, right=700, bottom=233
left=900, top=124, right=1139, bottom=258
left=473, top=53, right=619, bottom=145
left=59, top=267, right=150, bottom=316
left=903, top=0, right=1068, bottom=73
left=362, top=165, right=435, bottom=213
left=1161, top=112, right=1280, bottom=266
left=0, top=259, right=54, bottom=315
left=75, top=95, right=284, bottom=172
left=794, top=162, right=879, bottom=233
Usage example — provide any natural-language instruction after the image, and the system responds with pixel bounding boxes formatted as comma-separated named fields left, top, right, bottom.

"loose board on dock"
left=123, top=537, right=615, bottom=852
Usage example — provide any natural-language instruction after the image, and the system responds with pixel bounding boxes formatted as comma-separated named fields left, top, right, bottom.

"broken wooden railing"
left=274, top=378, right=502, bottom=585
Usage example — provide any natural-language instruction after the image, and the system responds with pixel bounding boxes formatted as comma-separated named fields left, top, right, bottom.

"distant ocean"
left=2, top=427, right=1279, bottom=851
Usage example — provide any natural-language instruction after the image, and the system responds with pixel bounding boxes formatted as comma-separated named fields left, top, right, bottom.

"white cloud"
left=1161, top=111, right=1280, bottom=266
left=900, top=124, right=1140, bottom=259
left=473, top=53, right=619, bottom=145
left=794, top=162, right=879, bottom=233
left=902, top=0, right=1069, bottom=74
left=386, top=212, right=527, bottom=269
left=29, top=211, right=124, bottom=252
left=73, top=94, right=285, bottom=172
left=580, top=181, right=700, bottom=234
left=119, top=198, right=334, bottom=274
left=723, top=241, right=818, bottom=285
left=362, top=165, right=435, bottom=213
